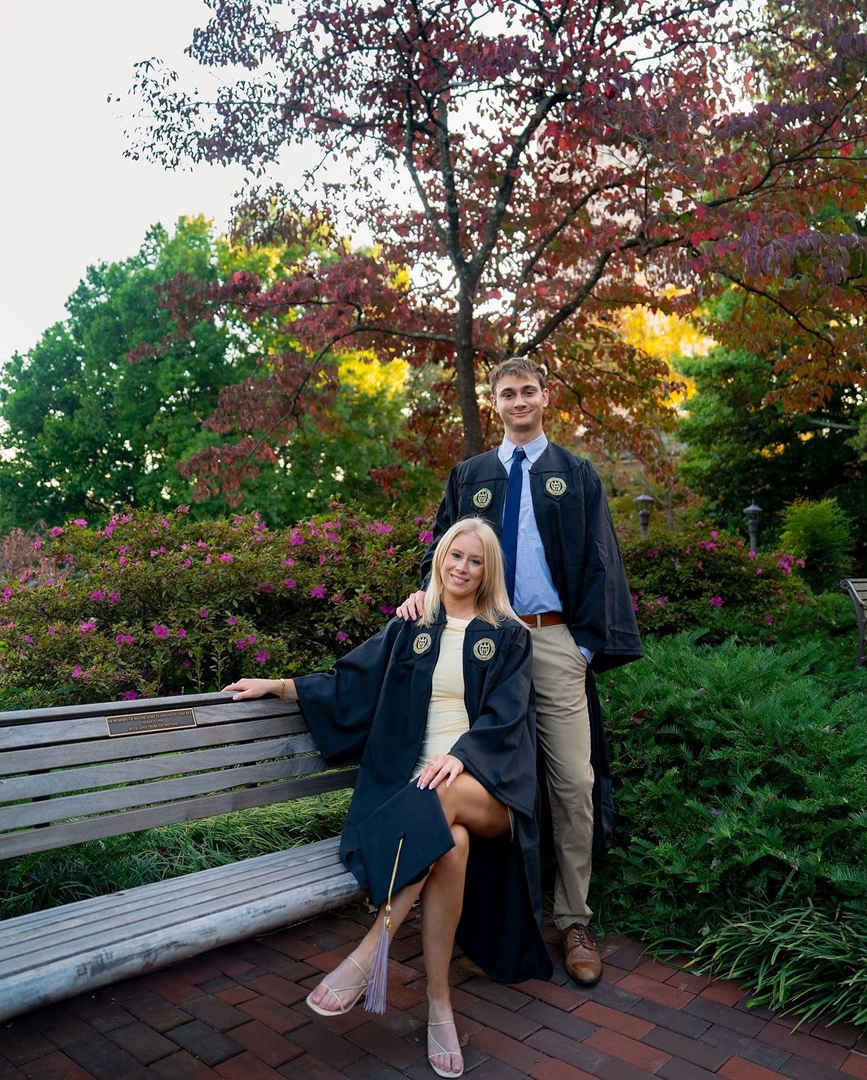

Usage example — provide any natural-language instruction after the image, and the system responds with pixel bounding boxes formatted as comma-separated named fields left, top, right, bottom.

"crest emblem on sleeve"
left=546, top=476, right=567, bottom=497
left=413, top=633, right=432, bottom=655
left=472, top=487, right=492, bottom=509
left=472, top=638, right=496, bottom=662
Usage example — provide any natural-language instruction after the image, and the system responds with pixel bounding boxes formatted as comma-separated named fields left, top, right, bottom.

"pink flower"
left=177, top=628, right=187, bottom=639
left=182, top=558, right=192, bottom=568
left=419, top=530, right=434, bottom=543
left=709, top=530, right=718, bottom=540
left=50, top=526, right=64, bottom=537
left=375, top=522, right=393, bottom=534
left=73, top=518, right=87, bottom=527
left=80, top=620, right=96, bottom=634
left=336, top=632, right=348, bottom=643
left=281, top=557, right=295, bottom=567
left=380, top=604, right=396, bottom=615
left=204, top=555, right=212, bottom=564
left=48, top=625, right=56, bottom=634
left=259, top=582, right=273, bottom=593
left=33, top=539, right=42, bottom=551
left=319, top=553, right=328, bottom=565
left=176, top=505, right=190, bottom=514
left=310, top=585, right=327, bottom=599
left=90, top=590, right=106, bottom=601
left=197, top=540, right=207, bottom=549
left=234, top=515, right=244, bottom=525
left=122, top=690, right=138, bottom=700
left=199, top=609, right=208, bottom=619
left=24, top=634, right=33, bottom=643
left=283, top=579, right=296, bottom=590
left=763, top=614, right=774, bottom=625
left=386, top=545, right=395, bottom=557
left=289, top=530, right=305, bottom=546
left=219, top=553, right=234, bottom=563
left=150, top=550, right=159, bottom=558
left=153, top=624, right=169, bottom=638
left=255, top=650, right=268, bottom=663
left=235, top=639, right=247, bottom=649
left=709, top=596, right=723, bottom=607
left=329, top=593, right=344, bottom=603
left=72, top=665, right=89, bottom=680
left=109, top=592, right=121, bottom=604
left=246, top=635, right=257, bottom=645
left=119, top=556, right=127, bottom=566
left=115, top=633, right=126, bottom=644
left=227, top=616, right=237, bottom=626
left=756, top=567, right=763, bottom=575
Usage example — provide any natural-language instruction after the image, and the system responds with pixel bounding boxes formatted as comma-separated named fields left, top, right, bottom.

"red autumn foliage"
left=126, top=1, right=867, bottom=498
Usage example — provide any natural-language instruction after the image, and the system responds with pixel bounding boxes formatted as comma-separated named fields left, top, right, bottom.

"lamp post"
left=743, top=500, right=762, bottom=554
left=634, top=494, right=655, bottom=538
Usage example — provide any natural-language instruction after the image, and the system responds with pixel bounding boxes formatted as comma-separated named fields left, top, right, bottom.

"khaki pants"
left=528, top=623, right=594, bottom=929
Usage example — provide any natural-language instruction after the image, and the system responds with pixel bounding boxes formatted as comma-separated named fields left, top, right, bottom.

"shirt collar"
left=498, top=432, right=548, bottom=466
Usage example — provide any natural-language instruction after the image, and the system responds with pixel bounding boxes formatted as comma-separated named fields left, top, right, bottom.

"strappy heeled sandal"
left=427, top=1018, right=464, bottom=1078
left=305, top=954, right=368, bottom=1017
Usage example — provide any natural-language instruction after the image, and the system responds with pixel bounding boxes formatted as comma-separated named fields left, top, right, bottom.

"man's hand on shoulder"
left=396, top=589, right=426, bottom=621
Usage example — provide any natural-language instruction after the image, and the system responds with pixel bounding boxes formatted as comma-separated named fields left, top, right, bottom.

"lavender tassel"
left=364, top=905, right=391, bottom=1014
left=364, top=835, right=404, bottom=1015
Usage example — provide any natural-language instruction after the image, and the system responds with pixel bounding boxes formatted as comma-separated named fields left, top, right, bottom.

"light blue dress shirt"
left=498, top=435, right=593, bottom=665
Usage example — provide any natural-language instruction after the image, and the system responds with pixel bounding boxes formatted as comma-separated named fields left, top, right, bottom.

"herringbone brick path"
left=2, top=905, right=865, bottom=1079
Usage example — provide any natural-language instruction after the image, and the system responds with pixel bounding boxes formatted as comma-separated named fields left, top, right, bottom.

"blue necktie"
left=502, top=447, right=526, bottom=605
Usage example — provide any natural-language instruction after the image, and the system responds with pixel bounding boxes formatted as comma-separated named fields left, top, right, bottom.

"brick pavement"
left=2, top=906, right=865, bottom=1079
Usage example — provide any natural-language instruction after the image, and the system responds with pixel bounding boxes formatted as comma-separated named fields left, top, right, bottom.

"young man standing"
left=397, top=357, right=642, bottom=984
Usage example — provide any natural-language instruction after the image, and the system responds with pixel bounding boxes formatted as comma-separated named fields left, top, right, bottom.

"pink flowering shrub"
left=0, top=506, right=429, bottom=707
left=619, top=521, right=807, bottom=637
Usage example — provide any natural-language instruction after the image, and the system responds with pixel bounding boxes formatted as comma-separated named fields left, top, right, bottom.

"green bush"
left=594, top=632, right=867, bottom=1026
left=618, top=520, right=808, bottom=637
left=778, top=498, right=854, bottom=592
left=0, top=506, right=428, bottom=706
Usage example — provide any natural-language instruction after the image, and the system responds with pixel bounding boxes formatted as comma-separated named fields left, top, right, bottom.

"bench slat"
left=0, top=715, right=308, bottom=777
left=0, top=733, right=319, bottom=802
left=0, top=755, right=331, bottom=831
left=0, top=769, right=357, bottom=858
left=0, top=837, right=363, bottom=1021
left=0, top=848, right=348, bottom=972
left=0, top=698, right=300, bottom=752
left=0, top=840, right=344, bottom=934
left=0, top=691, right=297, bottom=725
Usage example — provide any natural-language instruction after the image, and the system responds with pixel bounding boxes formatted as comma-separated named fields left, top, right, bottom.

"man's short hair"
left=489, top=357, right=547, bottom=395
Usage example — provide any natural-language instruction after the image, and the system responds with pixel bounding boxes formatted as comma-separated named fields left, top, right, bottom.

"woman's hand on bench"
left=222, top=677, right=297, bottom=701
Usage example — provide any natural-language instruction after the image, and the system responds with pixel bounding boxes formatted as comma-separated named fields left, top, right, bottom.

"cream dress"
left=410, top=616, right=470, bottom=780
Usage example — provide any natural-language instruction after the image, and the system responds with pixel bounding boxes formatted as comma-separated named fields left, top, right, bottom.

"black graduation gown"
left=294, top=611, right=554, bottom=983
left=419, top=442, right=644, bottom=856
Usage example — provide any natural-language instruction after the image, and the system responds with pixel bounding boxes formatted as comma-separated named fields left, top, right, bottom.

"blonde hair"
left=419, top=517, right=521, bottom=628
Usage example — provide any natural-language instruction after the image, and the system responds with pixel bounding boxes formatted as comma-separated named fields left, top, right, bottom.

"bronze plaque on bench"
left=107, top=708, right=198, bottom=737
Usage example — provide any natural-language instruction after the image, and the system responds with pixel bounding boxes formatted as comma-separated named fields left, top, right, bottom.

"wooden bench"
left=0, top=691, right=362, bottom=1023
left=841, top=579, right=867, bottom=669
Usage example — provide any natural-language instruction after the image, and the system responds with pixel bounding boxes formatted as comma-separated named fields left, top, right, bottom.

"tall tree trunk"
left=454, top=291, right=483, bottom=458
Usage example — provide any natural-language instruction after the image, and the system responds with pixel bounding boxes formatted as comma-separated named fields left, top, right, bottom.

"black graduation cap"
left=358, top=782, right=455, bottom=907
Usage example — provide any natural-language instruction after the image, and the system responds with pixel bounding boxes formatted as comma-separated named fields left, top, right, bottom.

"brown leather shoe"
left=560, top=924, right=602, bottom=986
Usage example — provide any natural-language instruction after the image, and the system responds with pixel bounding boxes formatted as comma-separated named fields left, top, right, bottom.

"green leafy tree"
left=677, top=291, right=867, bottom=551
left=0, top=218, right=425, bottom=530
left=0, top=217, right=253, bottom=530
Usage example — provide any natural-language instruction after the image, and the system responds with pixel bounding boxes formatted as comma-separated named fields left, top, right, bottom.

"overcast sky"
left=0, top=0, right=321, bottom=365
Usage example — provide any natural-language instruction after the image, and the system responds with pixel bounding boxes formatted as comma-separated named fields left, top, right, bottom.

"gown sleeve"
left=420, top=466, right=459, bottom=588
left=575, top=466, right=643, bottom=672
left=294, top=618, right=402, bottom=765
left=448, top=627, right=536, bottom=817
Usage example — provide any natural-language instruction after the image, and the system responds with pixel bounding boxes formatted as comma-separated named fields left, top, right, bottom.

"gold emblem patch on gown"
left=473, top=637, right=496, bottom=661
left=413, top=632, right=432, bottom=655
left=545, top=476, right=567, bottom=496
left=472, top=487, right=492, bottom=508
